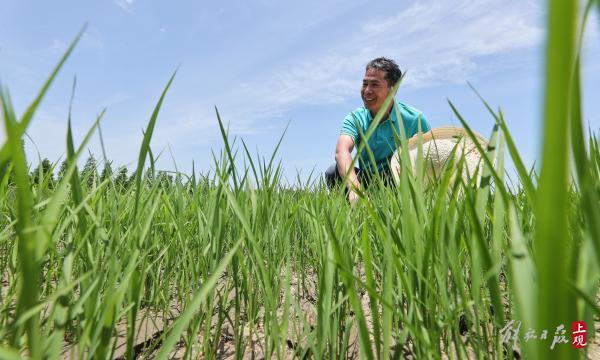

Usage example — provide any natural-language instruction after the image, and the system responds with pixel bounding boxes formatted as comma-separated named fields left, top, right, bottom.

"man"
left=325, top=57, right=431, bottom=203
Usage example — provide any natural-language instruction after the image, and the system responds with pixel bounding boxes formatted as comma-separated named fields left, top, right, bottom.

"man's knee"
left=325, top=164, right=339, bottom=189
left=325, top=164, right=338, bottom=178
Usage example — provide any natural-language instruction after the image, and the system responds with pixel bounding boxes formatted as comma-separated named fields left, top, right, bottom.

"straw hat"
left=389, top=126, right=489, bottom=186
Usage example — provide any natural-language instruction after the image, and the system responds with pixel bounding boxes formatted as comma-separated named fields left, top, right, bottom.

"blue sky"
left=1, top=0, right=599, bottom=183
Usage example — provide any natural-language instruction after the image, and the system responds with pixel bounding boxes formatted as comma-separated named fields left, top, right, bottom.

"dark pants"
left=324, top=164, right=394, bottom=190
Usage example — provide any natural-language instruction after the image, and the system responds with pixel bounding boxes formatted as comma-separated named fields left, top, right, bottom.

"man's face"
left=361, top=68, right=391, bottom=115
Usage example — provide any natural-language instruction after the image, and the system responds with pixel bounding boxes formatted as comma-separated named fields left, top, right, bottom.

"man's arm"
left=335, top=135, right=360, bottom=201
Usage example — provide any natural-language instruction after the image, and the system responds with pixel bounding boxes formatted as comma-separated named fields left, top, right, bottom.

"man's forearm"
left=335, top=151, right=360, bottom=190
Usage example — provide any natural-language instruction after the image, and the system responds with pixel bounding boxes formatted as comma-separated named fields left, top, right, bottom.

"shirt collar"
left=366, top=101, right=398, bottom=125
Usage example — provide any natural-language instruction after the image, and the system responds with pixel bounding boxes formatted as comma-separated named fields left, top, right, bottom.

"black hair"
left=365, top=57, right=402, bottom=87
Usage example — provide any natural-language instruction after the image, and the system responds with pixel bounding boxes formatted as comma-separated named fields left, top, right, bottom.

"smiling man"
left=325, top=57, right=431, bottom=203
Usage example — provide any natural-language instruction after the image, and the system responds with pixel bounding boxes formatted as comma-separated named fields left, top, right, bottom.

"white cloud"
left=115, top=0, right=134, bottom=13
left=47, top=27, right=103, bottom=57
left=82, top=28, right=104, bottom=50
left=50, top=39, right=68, bottom=55
left=4, top=0, right=549, bottom=172
left=338, top=0, right=543, bottom=88
left=246, top=0, right=542, bottom=108
left=162, top=0, right=544, bottom=145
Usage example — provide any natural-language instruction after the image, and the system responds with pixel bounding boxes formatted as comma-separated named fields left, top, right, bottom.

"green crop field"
left=1, top=0, right=599, bottom=359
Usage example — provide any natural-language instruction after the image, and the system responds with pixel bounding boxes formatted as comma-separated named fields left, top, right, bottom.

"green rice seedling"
left=536, top=0, right=579, bottom=359
left=132, top=70, right=177, bottom=223
left=2, top=87, right=41, bottom=358
left=0, top=26, right=85, bottom=185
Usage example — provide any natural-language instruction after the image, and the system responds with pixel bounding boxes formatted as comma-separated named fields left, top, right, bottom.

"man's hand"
left=348, top=189, right=360, bottom=205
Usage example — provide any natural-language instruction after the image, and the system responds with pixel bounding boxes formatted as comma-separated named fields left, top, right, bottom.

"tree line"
left=9, top=149, right=178, bottom=191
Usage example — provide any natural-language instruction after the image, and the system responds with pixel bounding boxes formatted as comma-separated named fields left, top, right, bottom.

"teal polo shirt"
left=340, top=101, right=431, bottom=173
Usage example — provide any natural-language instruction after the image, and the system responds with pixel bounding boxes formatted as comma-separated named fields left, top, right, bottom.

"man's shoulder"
left=341, top=106, right=370, bottom=140
left=342, top=106, right=370, bottom=131
left=396, top=101, right=425, bottom=119
left=345, top=106, right=370, bottom=121
left=395, top=101, right=430, bottom=135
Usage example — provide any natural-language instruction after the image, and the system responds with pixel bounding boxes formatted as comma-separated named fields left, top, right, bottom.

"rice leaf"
left=535, top=0, right=579, bottom=358
left=155, top=239, right=242, bottom=360
left=133, top=70, right=177, bottom=221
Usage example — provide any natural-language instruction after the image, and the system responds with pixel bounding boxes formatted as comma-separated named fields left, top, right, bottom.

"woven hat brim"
left=390, top=126, right=488, bottom=185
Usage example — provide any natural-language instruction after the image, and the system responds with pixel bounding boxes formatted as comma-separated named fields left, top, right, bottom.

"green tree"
left=145, top=170, right=154, bottom=186
left=100, top=161, right=113, bottom=182
left=114, top=166, right=128, bottom=190
left=57, top=160, right=68, bottom=183
left=126, top=170, right=137, bottom=189
left=157, top=171, right=173, bottom=189
left=31, top=158, right=54, bottom=188
left=81, top=153, right=98, bottom=188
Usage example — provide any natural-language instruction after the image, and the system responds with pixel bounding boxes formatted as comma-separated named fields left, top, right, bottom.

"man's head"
left=361, top=57, right=402, bottom=116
